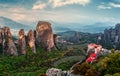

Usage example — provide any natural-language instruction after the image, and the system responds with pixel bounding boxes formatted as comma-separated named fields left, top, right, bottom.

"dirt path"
left=53, top=56, right=86, bottom=66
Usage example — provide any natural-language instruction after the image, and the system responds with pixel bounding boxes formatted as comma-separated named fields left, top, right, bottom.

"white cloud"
left=0, top=7, right=37, bottom=22
left=0, top=2, right=119, bottom=26
left=109, top=3, right=120, bottom=8
left=41, top=10, right=88, bottom=23
left=1, top=7, right=119, bottom=25
left=98, top=5, right=111, bottom=9
left=98, top=17, right=119, bottom=23
left=49, top=0, right=90, bottom=8
left=32, top=0, right=90, bottom=10
left=0, top=7, right=89, bottom=24
left=8, top=7, right=26, bottom=13
left=32, top=3, right=46, bottom=10
left=98, top=2, right=120, bottom=10
left=12, top=13, right=26, bottom=21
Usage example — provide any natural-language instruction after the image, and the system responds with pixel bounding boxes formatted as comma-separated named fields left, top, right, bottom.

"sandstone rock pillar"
left=18, top=29, right=26, bottom=55
left=27, top=30, right=36, bottom=53
left=36, top=21, right=54, bottom=51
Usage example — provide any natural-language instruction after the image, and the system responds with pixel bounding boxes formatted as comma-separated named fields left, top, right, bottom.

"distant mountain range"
left=0, top=16, right=32, bottom=30
left=0, top=16, right=34, bottom=35
left=51, top=22, right=72, bottom=33
left=79, top=22, right=114, bottom=33
left=51, top=22, right=115, bottom=33
left=0, top=16, right=116, bottom=34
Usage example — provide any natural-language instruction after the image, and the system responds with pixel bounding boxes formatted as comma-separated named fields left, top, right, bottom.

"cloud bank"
left=49, top=0, right=90, bottom=8
left=109, top=3, right=120, bottom=8
left=98, top=5, right=111, bottom=9
left=98, top=2, right=120, bottom=10
left=32, top=3, right=46, bottom=10
left=32, top=0, right=90, bottom=10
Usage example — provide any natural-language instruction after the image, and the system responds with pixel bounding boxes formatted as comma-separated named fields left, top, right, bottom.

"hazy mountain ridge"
left=51, top=21, right=115, bottom=33
left=80, top=22, right=114, bottom=33
left=0, top=16, right=35, bottom=35
left=0, top=16, right=32, bottom=30
left=0, top=16, right=115, bottom=34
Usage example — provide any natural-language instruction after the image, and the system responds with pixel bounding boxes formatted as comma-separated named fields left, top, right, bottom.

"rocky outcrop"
left=36, top=21, right=54, bottom=51
left=0, top=21, right=55, bottom=55
left=7, top=38, right=18, bottom=56
left=2, top=27, right=18, bottom=56
left=46, top=68, right=67, bottom=76
left=45, top=63, right=100, bottom=76
left=27, top=30, right=36, bottom=53
left=18, top=29, right=26, bottom=55
left=103, top=29, right=111, bottom=44
left=103, top=23, right=120, bottom=49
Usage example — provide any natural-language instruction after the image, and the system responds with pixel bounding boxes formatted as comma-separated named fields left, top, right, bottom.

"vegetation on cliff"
left=95, top=50, right=120, bottom=76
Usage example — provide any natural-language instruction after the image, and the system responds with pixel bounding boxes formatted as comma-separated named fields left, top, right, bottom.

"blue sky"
left=0, top=0, right=120, bottom=25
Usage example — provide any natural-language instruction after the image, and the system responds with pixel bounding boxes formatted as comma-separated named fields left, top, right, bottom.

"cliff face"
left=18, top=29, right=26, bottom=55
left=0, top=27, right=18, bottom=56
left=36, top=21, right=54, bottom=51
left=27, top=30, right=36, bottom=53
left=103, top=23, right=120, bottom=49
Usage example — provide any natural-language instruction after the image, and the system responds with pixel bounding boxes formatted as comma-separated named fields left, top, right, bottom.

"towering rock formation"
left=7, top=38, right=18, bottom=56
left=0, top=21, right=55, bottom=55
left=103, top=29, right=111, bottom=44
left=73, top=32, right=81, bottom=43
left=0, top=28, right=4, bottom=53
left=103, top=23, right=120, bottom=49
left=36, top=21, right=54, bottom=51
left=18, top=29, right=26, bottom=55
left=3, top=27, right=18, bottom=56
left=27, top=30, right=36, bottom=53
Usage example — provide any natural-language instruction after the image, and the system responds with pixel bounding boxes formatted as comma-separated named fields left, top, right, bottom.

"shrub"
left=72, top=62, right=100, bottom=76
left=95, top=51, right=120, bottom=75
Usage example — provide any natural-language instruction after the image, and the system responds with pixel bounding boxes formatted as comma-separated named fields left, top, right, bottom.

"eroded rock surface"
left=27, top=30, right=36, bottom=53
left=18, top=29, right=26, bottom=55
left=103, top=23, right=120, bottom=49
left=36, top=21, right=54, bottom=51
left=3, top=27, right=18, bottom=56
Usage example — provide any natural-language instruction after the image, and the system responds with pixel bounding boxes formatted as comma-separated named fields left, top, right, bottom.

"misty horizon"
left=0, top=0, right=120, bottom=33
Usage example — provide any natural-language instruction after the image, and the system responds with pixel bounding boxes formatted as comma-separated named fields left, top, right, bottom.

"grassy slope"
left=0, top=45, right=64, bottom=76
